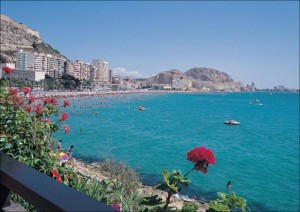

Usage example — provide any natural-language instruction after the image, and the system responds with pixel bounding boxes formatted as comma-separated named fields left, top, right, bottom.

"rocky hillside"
left=185, top=67, right=234, bottom=83
left=148, top=67, right=242, bottom=92
left=0, top=14, right=67, bottom=63
left=150, top=69, right=182, bottom=84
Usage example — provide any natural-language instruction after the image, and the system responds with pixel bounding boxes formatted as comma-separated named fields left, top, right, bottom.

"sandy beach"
left=31, top=89, right=194, bottom=99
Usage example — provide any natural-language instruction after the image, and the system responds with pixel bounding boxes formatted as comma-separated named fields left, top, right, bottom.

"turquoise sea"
left=56, top=92, right=299, bottom=211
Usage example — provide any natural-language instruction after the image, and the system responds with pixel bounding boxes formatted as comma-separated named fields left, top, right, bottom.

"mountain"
left=184, top=67, right=234, bottom=83
left=149, top=69, right=182, bottom=84
left=0, top=14, right=67, bottom=63
left=148, top=67, right=242, bottom=91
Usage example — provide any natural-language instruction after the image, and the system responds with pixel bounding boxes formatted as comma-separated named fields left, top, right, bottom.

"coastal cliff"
left=0, top=14, right=67, bottom=63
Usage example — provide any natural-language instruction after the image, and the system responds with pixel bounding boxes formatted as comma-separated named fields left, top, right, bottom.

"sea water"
left=56, top=92, right=299, bottom=211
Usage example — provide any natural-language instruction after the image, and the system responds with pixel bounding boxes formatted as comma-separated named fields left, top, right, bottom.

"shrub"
left=208, top=192, right=250, bottom=212
left=181, top=202, right=199, bottom=212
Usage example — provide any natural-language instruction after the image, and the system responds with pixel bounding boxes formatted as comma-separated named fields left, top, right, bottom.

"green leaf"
left=0, top=136, right=8, bottom=143
left=169, top=184, right=179, bottom=193
left=4, top=143, right=13, bottom=149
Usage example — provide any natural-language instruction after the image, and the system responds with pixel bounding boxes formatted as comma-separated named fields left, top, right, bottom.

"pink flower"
left=9, top=95, right=23, bottom=108
left=60, top=112, right=69, bottom=121
left=63, top=100, right=71, bottom=107
left=112, top=203, right=120, bottom=211
left=63, top=125, right=70, bottom=134
left=187, top=147, right=216, bottom=165
left=50, top=97, right=58, bottom=105
left=42, top=118, right=51, bottom=124
left=23, top=105, right=32, bottom=113
left=2, top=66, right=13, bottom=74
left=33, top=104, right=43, bottom=115
left=22, top=87, right=31, bottom=94
left=43, top=98, right=51, bottom=105
left=29, top=96, right=35, bottom=104
left=195, top=164, right=208, bottom=174
left=187, top=147, right=216, bottom=174
left=9, top=88, right=18, bottom=95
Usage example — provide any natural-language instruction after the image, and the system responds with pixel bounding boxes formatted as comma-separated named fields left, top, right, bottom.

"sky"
left=1, top=1, right=299, bottom=89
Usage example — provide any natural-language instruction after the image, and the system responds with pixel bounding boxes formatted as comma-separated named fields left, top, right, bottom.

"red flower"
left=187, top=147, right=216, bottom=165
left=9, top=88, right=18, bottom=95
left=112, top=203, right=120, bottom=211
left=60, top=112, right=69, bottom=121
left=9, top=94, right=23, bottom=108
left=63, top=100, right=71, bottom=107
left=187, top=147, right=216, bottom=174
left=50, top=169, right=62, bottom=182
left=42, top=118, right=51, bottom=124
left=43, top=98, right=51, bottom=105
left=2, top=66, right=13, bottom=74
left=23, top=105, right=32, bottom=113
left=22, top=87, right=31, bottom=94
left=63, top=125, right=70, bottom=134
left=50, top=97, right=58, bottom=105
left=33, top=104, right=43, bottom=115
left=195, top=164, right=208, bottom=174
left=29, top=96, right=35, bottom=104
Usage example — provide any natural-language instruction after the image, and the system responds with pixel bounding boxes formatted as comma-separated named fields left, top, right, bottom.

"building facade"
left=16, top=49, right=34, bottom=70
left=92, top=59, right=109, bottom=86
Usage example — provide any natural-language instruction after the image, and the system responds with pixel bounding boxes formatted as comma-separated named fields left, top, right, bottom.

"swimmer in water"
left=227, top=181, right=231, bottom=189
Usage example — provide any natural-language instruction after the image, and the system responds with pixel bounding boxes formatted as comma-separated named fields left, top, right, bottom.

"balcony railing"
left=0, top=152, right=114, bottom=211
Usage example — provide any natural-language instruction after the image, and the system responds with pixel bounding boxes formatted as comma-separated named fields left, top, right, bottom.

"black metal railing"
left=0, top=152, right=114, bottom=211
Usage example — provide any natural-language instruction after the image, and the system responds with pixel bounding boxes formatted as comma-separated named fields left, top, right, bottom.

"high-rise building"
left=33, top=52, right=65, bottom=78
left=16, top=49, right=34, bottom=70
left=65, top=60, right=91, bottom=80
left=16, top=49, right=27, bottom=69
left=92, top=59, right=109, bottom=86
left=251, top=82, right=256, bottom=91
left=33, top=53, right=44, bottom=72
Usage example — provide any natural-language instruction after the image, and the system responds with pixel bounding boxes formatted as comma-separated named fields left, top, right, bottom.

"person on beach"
left=66, top=145, right=74, bottom=156
left=57, top=140, right=62, bottom=151
left=227, top=181, right=231, bottom=189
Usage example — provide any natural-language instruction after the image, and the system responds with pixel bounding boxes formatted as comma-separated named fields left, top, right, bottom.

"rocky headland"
left=0, top=14, right=67, bottom=63
left=147, top=67, right=243, bottom=92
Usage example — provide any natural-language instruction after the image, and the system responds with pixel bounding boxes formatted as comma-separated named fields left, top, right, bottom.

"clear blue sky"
left=1, top=1, right=299, bottom=88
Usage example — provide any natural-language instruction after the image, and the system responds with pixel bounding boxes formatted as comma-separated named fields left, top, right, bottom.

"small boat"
left=138, top=106, right=145, bottom=110
left=224, top=119, right=240, bottom=125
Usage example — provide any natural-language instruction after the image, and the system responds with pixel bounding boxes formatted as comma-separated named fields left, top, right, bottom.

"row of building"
left=2, top=49, right=111, bottom=88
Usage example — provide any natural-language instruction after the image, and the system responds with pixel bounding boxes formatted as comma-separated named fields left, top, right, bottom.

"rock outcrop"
left=149, top=67, right=242, bottom=92
left=0, top=14, right=67, bottom=63
left=184, top=67, right=234, bottom=83
left=150, top=69, right=182, bottom=84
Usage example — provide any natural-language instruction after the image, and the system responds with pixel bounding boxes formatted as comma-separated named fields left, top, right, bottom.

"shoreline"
left=28, top=89, right=297, bottom=100
left=30, top=89, right=295, bottom=100
left=31, top=89, right=195, bottom=99
left=68, top=157, right=209, bottom=211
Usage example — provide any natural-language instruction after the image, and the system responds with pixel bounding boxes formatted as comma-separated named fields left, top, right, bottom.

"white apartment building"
left=57, top=58, right=65, bottom=78
left=16, top=49, right=34, bottom=70
left=92, top=59, right=109, bottom=86
left=66, top=60, right=92, bottom=81
left=33, top=52, right=66, bottom=78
